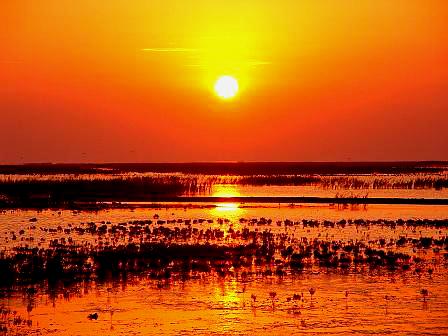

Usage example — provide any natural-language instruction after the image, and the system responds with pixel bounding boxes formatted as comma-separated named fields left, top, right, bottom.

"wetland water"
left=1, top=165, right=447, bottom=335
left=1, top=202, right=448, bottom=335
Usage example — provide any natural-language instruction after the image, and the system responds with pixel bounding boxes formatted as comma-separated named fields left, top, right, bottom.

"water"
left=1, top=202, right=448, bottom=335
left=1, top=204, right=448, bottom=250
left=2, top=266, right=447, bottom=335
left=208, top=184, right=448, bottom=199
left=1, top=175, right=448, bottom=335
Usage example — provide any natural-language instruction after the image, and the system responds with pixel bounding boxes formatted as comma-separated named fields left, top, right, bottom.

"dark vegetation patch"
left=1, top=218, right=446, bottom=287
left=0, top=161, right=447, bottom=175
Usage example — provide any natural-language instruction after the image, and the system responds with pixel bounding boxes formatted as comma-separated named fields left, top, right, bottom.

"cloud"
left=141, top=48, right=271, bottom=68
left=141, top=48, right=198, bottom=52
left=248, top=60, right=271, bottom=66
left=184, top=60, right=271, bottom=68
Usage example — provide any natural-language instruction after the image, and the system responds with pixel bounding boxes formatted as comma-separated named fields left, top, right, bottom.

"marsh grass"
left=0, top=171, right=447, bottom=207
left=0, top=175, right=202, bottom=205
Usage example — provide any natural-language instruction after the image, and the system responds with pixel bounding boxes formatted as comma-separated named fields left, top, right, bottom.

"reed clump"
left=1, top=216, right=446, bottom=286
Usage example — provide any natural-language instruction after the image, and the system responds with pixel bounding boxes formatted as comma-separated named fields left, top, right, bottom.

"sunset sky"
left=1, top=0, right=447, bottom=163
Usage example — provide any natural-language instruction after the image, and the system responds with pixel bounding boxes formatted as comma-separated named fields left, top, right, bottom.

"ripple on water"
left=1, top=206, right=447, bottom=336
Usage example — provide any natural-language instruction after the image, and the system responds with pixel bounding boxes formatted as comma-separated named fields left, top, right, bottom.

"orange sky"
left=1, top=0, right=447, bottom=163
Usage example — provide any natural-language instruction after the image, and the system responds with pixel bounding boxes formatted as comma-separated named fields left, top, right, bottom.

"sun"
left=214, top=75, right=239, bottom=99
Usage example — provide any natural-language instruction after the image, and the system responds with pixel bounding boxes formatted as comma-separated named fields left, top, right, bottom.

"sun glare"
left=211, top=184, right=241, bottom=214
left=214, top=76, right=239, bottom=99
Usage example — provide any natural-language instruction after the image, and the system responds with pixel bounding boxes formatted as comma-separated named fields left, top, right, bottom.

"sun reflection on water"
left=209, top=185, right=245, bottom=224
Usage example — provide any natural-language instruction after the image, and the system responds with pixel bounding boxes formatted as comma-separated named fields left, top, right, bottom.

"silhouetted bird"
left=309, top=287, right=316, bottom=299
left=88, top=313, right=98, bottom=320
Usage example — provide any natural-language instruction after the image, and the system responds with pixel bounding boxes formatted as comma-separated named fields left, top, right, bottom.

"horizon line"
left=1, top=160, right=447, bottom=166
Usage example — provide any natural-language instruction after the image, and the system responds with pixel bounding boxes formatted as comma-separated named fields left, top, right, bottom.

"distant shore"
left=1, top=161, right=447, bottom=209
left=0, top=161, right=447, bottom=175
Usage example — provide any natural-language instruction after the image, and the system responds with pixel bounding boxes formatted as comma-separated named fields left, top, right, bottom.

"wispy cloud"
left=248, top=60, right=271, bottom=66
left=141, top=48, right=199, bottom=53
left=141, top=48, right=271, bottom=68
left=185, top=60, right=271, bottom=68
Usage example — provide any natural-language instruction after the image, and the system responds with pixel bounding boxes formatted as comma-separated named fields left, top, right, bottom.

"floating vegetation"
left=1, top=216, right=447, bottom=287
